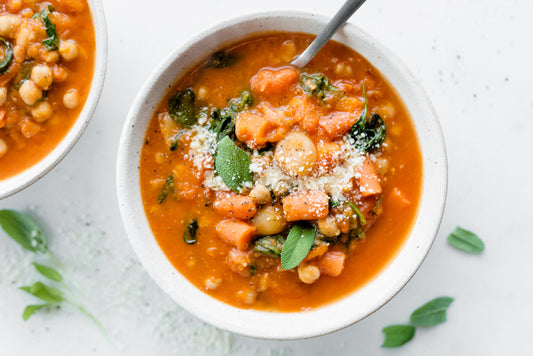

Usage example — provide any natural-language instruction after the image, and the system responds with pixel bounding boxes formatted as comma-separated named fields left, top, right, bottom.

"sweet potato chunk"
left=250, top=68, right=299, bottom=96
left=282, top=190, right=329, bottom=222
left=319, top=112, right=360, bottom=138
left=356, top=157, right=382, bottom=197
left=318, top=251, right=346, bottom=277
left=213, top=193, right=257, bottom=220
left=215, top=219, right=257, bottom=250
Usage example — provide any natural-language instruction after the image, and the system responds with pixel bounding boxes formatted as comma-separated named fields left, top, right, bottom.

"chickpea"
left=42, top=50, right=60, bottom=64
left=19, top=80, right=42, bottom=106
left=204, top=277, right=222, bottom=290
left=252, top=205, right=287, bottom=235
left=59, top=40, right=78, bottom=61
left=0, top=15, right=21, bottom=39
left=0, top=87, right=7, bottom=106
left=317, top=216, right=341, bottom=238
left=249, top=183, right=271, bottom=204
left=274, top=131, right=317, bottom=177
left=52, top=65, right=68, bottom=82
left=31, top=64, right=53, bottom=90
left=31, top=101, right=53, bottom=122
left=298, top=265, right=320, bottom=284
left=197, top=86, right=207, bottom=101
left=335, top=63, right=353, bottom=77
left=0, top=138, right=7, bottom=159
left=63, top=89, right=79, bottom=109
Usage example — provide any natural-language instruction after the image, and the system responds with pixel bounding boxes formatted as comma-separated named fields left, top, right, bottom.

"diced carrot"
left=318, top=251, right=346, bottom=277
left=356, top=157, right=382, bottom=197
left=287, top=96, right=321, bottom=134
left=282, top=190, right=329, bottom=222
left=213, top=193, right=257, bottom=220
left=391, top=187, right=410, bottom=207
left=227, top=248, right=253, bottom=276
left=235, top=112, right=271, bottom=149
left=250, top=68, right=299, bottom=96
left=215, top=219, right=257, bottom=250
left=335, top=96, right=363, bottom=112
left=304, top=242, right=329, bottom=262
left=316, top=141, right=342, bottom=171
left=318, top=112, right=360, bottom=138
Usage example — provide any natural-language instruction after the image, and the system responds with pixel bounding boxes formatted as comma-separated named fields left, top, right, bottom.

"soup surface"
left=0, top=0, right=95, bottom=179
left=140, top=34, right=422, bottom=311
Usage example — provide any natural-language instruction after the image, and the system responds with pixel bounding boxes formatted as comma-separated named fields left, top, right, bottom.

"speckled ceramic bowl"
left=117, top=11, right=447, bottom=339
left=0, top=0, right=107, bottom=199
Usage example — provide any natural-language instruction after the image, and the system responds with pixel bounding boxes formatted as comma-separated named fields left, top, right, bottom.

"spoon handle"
left=291, top=0, right=367, bottom=68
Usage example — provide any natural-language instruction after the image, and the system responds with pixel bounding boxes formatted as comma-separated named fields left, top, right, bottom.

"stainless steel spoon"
left=291, top=0, right=367, bottom=68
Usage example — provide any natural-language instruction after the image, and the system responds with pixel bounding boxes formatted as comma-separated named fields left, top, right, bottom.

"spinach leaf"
left=209, top=108, right=235, bottom=142
left=183, top=219, right=198, bottom=245
left=410, top=296, right=454, bottom=327
left=169, top=130, right=186, bottom=151
left=254, top=235, right=286, bottom=258
left=447, top=226, right=485, bottom=254
left=20, top=282, right=64, bottom=304
left=280, top=224, right=316, bottom=270
left=38, top=6, right=59, bottom=51
left=300, top=73, right=338, bottom=102
left=206, top=51, right=238, bottom=68
left=33, top=263, right=62, bottom=282
left=0, top=37, right=14, bottom=73
left=157, top=174, right=174, bottom=204
left=0, top=210, right=47, bottom=253
left=381, top=325, right=416, bottom=348
left=13, top=61, right=34, bottom=89
left=347, top=201, right=366, bottom=226
left=22, top=304, right=52, bottom=321
left=229, top=91, right=252, bottom=112
left=214, top=136, right=253, bottom=192
left=350, top=83, right=386, bottom=152
left=169, top=88, right=197, bottom=127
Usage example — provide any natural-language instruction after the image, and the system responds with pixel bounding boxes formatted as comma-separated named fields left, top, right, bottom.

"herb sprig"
left=447, top=226, right=485, bottom=254
left=0, top=209, right=107, bottom=337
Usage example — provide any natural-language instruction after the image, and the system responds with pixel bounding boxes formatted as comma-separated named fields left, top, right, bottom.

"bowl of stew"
left=117, top=12, right=447, bottom=339
left=0, top=0, right=107, bottom=198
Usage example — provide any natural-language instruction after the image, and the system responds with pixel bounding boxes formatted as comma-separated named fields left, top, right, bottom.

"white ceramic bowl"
left=0, top=0, right=107, bottom=199
left=117, top=12, right=447, bottom=339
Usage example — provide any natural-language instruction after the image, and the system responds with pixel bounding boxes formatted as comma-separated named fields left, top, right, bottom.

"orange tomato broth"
left=140, top=33, right=422, bottom=311
left=0, top=0, right=95, bottom=179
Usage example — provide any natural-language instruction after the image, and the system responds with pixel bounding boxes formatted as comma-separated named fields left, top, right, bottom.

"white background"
left=1, top=0, right=532, bottom=355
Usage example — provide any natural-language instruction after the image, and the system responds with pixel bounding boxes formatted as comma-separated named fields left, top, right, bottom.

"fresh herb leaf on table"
left=381, top=325, right=416, bottom=348
left=447, top=226, right=485, bottom=254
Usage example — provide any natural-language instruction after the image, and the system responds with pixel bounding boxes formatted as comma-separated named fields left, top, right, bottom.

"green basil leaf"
left=410, top=296, right=454, bottom=327
left=169, top=88, right=197, bottom=127
left=447, top=226, right=485, bottom=254
left=347, top=201, right=366, bottom=226
left=0, top=37, right=14, bottom=73
left=214, top=136, right=253, bottom=192
left=0, top=210, right=48, bottom=253
left=254, top=235, right=286, bottom=258
left=22, top=303, right=52, bottom=321
left=20, top=282, right=64, bottom=304
left=38, top=6, right=59, bottom=51
left=381, top=325, right=416, bottom=348
left=183, top=219, right=198, bottom=245
left=280, top=224, right=316, bottom=270
left=32, top=263, right=63, bottom=282
left=207, top=51, right=238, bottom=68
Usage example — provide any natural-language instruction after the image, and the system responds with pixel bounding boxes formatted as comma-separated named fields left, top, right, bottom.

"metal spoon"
left=291, top=0, right=367, bottom=68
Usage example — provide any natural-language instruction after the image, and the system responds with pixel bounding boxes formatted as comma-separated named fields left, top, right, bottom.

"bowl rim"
left=117, top=10, right=447, bottom=340
left=0, top=0, right=108, bottom=199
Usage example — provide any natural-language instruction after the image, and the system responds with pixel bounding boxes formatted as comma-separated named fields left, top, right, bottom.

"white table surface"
left=1, top=0, right=532, bottom=355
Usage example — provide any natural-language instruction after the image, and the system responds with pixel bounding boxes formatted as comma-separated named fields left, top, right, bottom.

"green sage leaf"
left=20, top=282, right=64, bottom=304
left=214, top=136, right=253, bottom=192
left=410, top=296, right=454, bottom=327
left=381, top=325, right=416, bottom=348
left=447, top=226, right=484, bottom=254
left=169, top=88, right=197, bottom=127
left=22, top=303, right=52, bottom=321
left=0, top=210, right=47, bottom=253
left=280, top=224, right=316, bottom=270
left=33, top=263, right=63, bottom=282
